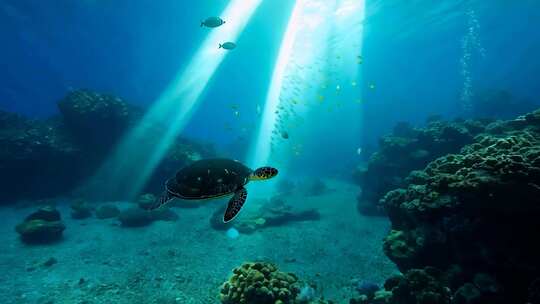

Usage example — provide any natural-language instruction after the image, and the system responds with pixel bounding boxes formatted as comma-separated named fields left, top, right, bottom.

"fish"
left=369, top=83, right=375, bottom=90
left=281, top=131, right=289, bottom=139
left=201, top=16, right=225, bottom=28
left=256, top=104, right=262, bottom=115
left=219, top=42, right=237, bottom=50
left=351, top=81, right=357, bottom=87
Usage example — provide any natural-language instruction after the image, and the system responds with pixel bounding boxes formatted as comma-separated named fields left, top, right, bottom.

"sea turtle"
left=146, top=158, right=278, bottom=223
left=201, top=16, right=226, bottom=28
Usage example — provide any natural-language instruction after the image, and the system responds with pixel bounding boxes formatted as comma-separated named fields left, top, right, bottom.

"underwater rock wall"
left=354, top=118, right=488, bottom=216
left=0, top=89, right=214, bottom=204
left=376, top=109, right=540, bottom=303
left=57, top=90, right=142, bottom=154
left=0, top=111, right=87, bottom=202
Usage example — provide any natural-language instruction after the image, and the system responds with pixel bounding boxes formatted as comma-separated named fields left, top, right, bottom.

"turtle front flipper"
left=223, top=187, right=247, bottom=223
left=144, top=191, right=174, bottom=211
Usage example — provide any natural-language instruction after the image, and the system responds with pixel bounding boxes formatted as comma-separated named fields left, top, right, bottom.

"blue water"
left=1, top=1, right=540, bottom=303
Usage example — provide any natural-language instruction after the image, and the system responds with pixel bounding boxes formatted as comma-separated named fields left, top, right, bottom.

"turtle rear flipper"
left=144, top=191, right=174, bottom=211
left=223, top=187, right=247, bottom=223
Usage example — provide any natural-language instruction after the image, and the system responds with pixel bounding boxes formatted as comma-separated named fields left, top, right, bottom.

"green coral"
left=219, top=262, right=300, bottom=304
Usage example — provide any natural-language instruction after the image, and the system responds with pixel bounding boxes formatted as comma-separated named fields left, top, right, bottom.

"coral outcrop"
left=57, top=89, right=140, bottom=152
left=15, top=206, right=66, bottom=244
left=355, top=118, right=488, bottom=216
left=350, top=267, right=451, bottom=304
left=219, top=262, right=300, bottom=304
left=379, top=109, right=540, bottom=302
left=0, top=111, right=85, bottom=202
left=0, top=89, right=214, bottom=204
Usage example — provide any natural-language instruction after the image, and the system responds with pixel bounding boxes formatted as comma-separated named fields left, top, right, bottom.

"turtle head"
left=250, top=166, right=278, bottom=181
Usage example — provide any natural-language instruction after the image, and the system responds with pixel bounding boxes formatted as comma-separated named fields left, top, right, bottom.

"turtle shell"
left=166, top=158, right=252, bottom=199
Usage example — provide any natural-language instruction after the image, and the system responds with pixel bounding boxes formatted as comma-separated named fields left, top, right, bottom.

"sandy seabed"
left=0, top=179, right=397, bottom=304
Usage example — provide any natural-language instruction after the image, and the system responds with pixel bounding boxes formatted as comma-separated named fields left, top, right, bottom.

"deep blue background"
left=1, top=0, right=540, bottom=161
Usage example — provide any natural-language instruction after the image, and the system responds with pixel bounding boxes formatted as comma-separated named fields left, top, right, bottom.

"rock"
left=25, top=206, right=61, bottom=222
left=118, top=207, right=153, bottom=227
left=70, top=199, right=93, bottom=219
left=16, top=219, right=65, bottom=244
left=95, top=205, right=120, bottom=219
left=16, top=206, right=66, bottom=244
left=209, top=200, right=320, bottom=233
left=42, top=257, right=58, bottom=267
left=137, top=193, right=157, bottom=210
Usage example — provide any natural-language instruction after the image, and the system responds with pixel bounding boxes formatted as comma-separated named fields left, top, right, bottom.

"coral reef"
left=15, top=206, right=66, bottom=244
left=0, top=89, right=214, bottom=204
left=350, top=267, right=451, bottom=304
left=378, top=109, right=540, bottom=302
left=219, top=262, right=301, bottom=304
left=355, top=117, right=488, bottom=216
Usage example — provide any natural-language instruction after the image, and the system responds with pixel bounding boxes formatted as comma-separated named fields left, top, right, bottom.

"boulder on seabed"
left=16, top=206, right=66, bottom=244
